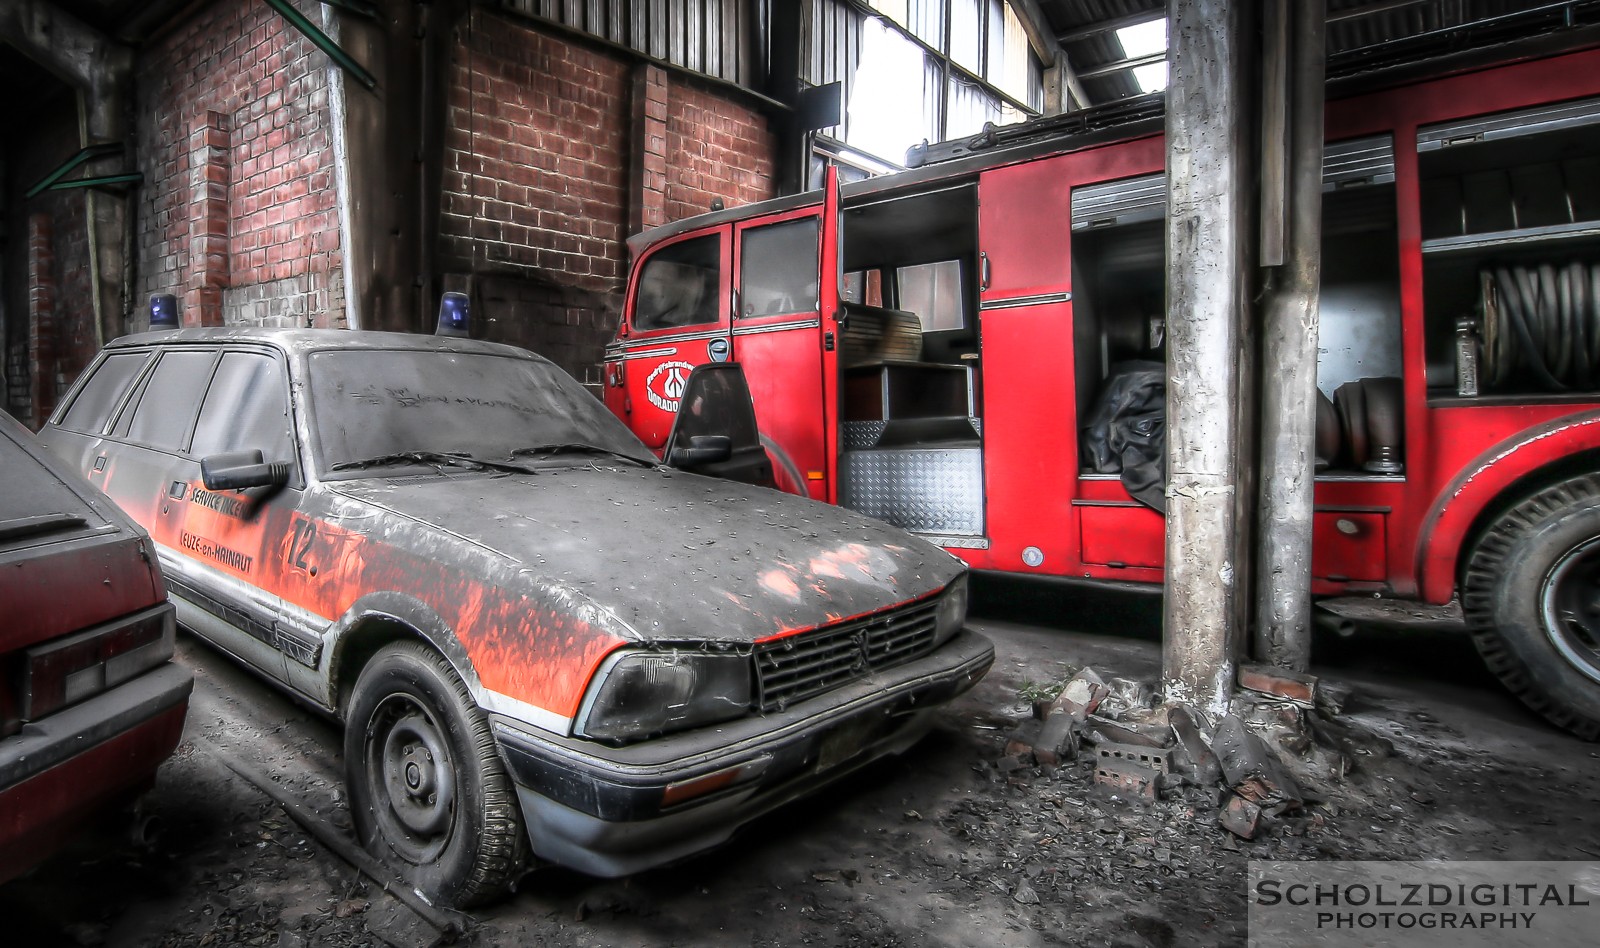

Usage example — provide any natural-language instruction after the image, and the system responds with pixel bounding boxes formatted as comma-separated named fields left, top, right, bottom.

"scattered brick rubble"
left=1002, top=662, right=1393, bottom=842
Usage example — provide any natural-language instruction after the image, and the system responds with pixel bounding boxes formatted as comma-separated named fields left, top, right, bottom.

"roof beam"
left=1009, top=0, right=1065, bottom=62
left=1059, top=0, right=1430, bottom=47
left=1075, top=50, right=1166, bottom=81
left=1057, top=8, right=1164, bottom=45
left=1327, top=0, right=1429, bottom=24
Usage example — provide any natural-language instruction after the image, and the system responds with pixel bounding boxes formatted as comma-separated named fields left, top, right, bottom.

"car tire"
left=344, top=641, right=528, bottom=907
left=1462, top=475, right=1600, bottom=741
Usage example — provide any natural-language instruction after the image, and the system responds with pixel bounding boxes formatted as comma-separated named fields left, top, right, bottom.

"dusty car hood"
left=330, top=465, right=962, bottom=643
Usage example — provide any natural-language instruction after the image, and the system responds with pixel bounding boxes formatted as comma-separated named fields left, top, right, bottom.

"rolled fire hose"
left=1482, top=263, right=1600, bottom=392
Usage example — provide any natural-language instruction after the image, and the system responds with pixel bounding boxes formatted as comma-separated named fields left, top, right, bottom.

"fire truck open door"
left=728, top=167, right=843, bottom=501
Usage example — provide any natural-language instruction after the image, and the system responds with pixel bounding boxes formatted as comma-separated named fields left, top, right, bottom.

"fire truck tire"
left=345, top=641, right=529, bottom=907
left=1462, top=475, right=1600, bottom=741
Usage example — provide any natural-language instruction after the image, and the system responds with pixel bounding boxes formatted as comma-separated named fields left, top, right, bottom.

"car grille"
left=754, top=597, right=941, bottom=712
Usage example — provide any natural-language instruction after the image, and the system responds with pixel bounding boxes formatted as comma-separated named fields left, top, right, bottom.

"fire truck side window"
left=191, top=352, right=295, bottom=465
left=634, top=234, right=721, bottom=331
left=897, top=261, right=964, bottom=332
left=740, top=218, right=820, bottom=317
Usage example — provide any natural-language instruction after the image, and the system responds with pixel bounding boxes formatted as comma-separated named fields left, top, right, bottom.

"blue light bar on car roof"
left=437, top=292, right=470, bottom=337
left=149, top=294, right=179, bottom=330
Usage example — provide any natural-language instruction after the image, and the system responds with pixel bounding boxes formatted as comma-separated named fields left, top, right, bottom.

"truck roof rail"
left=904, top=94, right=1166, bottom=169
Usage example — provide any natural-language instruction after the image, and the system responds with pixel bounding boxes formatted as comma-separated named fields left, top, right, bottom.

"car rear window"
left=122, top=350, right=218, bottom=452
left=308, top=349, right=656, bottom=472
left=57, top=352, right=149, bottom=434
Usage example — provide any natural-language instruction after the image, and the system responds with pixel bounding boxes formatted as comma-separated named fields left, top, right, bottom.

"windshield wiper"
left=331, top=451, right=539, bottom=475
left=509, top=443, right=655, bottom=467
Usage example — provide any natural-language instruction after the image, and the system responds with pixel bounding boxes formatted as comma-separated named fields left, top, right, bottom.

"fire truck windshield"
left=308, top=348, right=657, bottom=476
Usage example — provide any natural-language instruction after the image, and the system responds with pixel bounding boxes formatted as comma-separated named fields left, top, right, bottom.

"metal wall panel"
left=804, top=0, right=864, bottom=139
left=497, top=0, right=752, bottom=85
left=496, top=0, right=1035, bottom=138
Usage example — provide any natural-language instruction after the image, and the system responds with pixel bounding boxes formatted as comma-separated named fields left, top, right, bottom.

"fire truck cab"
left=606, top=46, right=1600, bottom=739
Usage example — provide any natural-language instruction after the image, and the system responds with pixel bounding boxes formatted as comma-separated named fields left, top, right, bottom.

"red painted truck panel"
left=609, top=46, right=1600, bottom=612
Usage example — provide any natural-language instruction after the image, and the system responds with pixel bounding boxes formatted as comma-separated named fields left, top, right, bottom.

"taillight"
left=0, top=660, right=18, bottom=738
left=19, top=603, right=175, bottom=722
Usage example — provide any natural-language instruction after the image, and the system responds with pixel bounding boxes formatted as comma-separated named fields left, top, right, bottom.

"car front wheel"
left=344, top=641, right=527, bottom=907
left=1463, top=475, right=1600, bottom=741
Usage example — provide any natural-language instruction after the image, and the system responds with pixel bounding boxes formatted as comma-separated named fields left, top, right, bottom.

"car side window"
left=191, top=352, right=295, bottom=464
left=57, top=352, right=150, bottom=434
left=633, top=234, right=721, bottom=331
left=119, top=350, right=218, bottom=452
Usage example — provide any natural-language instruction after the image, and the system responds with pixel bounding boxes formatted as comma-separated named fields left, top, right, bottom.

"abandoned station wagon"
left=38, top=328, right=992, bottom=907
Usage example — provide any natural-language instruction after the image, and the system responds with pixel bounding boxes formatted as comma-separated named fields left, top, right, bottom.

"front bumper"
left=491, top=628, right=993, bottom=877
left=0, top=661, right=192, bottom=882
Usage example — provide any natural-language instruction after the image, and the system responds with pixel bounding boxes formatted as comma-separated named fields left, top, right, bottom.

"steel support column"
left=1162, top=0, right=1255, bottom=715
left=1253, top=4, right=1326, bottom=671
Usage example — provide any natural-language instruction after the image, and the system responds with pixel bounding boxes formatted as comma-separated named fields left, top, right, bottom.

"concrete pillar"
left=1162, top=0, right=1256, bottom=714
left=1254, top=5, right=1327, bottom=670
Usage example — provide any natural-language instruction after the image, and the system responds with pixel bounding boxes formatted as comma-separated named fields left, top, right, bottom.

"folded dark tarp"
left=1080, top=360, right=1167, bottom=513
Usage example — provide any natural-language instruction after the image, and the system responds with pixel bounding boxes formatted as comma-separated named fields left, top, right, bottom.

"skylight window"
left=1115, top=18, right=1169, bottom=94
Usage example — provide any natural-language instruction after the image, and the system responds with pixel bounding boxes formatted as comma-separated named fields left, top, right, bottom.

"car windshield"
left=308, top=349, right=657, bottom=475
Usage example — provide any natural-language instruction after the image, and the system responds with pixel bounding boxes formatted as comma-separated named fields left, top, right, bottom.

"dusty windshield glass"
left=309, top=349, right=656, bottom=474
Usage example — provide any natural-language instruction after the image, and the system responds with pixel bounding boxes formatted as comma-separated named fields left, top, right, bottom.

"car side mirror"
left=201, top=450, right=290, bottom=491
left=661, top=363, right=774, bottom=487
left=667, top=434, right=733, bottom=466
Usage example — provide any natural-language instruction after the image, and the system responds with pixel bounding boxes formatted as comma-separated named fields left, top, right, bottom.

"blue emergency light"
left=436, top=292, right=470, bottom=337
left=149, top=294, right=179, bottom=330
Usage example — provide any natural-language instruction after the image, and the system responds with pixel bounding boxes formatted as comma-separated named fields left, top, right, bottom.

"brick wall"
left=439, top=11, right=779, bottom=386
left=133, top=0, right=344, bottom=331
left=439, top=13, right=629, bottom=381
left=11, top=196, right=95, bottom=427
left=441, top=15, right=631, bottom=291
left=663, top=79, right=776, bottom=223
left=3, top=88, right=97, bottom=426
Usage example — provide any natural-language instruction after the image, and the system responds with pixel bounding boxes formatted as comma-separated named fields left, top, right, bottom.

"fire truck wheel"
left=1463, top=475, right=1600, bottom=741
left=344, top=641, right=528, bottom=907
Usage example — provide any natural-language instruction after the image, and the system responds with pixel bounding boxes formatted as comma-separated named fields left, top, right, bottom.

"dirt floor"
left=6, top=584, right=1600, bottom=947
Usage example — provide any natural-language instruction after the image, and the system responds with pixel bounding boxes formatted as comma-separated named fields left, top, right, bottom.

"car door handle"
left=168, top=480, right=188, bottom=500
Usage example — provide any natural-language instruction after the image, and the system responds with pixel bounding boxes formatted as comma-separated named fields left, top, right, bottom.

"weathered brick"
left=1238, top=664, right=1318, bottom=707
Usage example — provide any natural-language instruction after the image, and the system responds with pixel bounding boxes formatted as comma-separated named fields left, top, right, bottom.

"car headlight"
left=574, top=649, right=753, bottom=742
left=934, top=575, right=969, bottom=645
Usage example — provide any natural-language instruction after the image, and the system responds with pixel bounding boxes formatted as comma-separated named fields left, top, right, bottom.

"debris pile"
left=1002, top=662, right=1394, bottom=841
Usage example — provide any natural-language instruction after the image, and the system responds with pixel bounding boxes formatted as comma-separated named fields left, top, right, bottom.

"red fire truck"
left=605, top=46, right=1600, bottom=739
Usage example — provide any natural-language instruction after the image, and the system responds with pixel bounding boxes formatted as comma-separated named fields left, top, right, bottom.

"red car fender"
left=1416, top=410, right=1600, bottom=603
left=320, top=591, right=492, bottom=709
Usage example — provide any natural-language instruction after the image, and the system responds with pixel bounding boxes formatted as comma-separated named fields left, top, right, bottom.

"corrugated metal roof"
left=1041, top=0, right=1600, bottom=105
left=1039, top=0, right=1162, bottom=103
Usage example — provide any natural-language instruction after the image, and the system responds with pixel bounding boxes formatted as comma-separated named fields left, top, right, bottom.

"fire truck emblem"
left=645, top=360, right=695, bottom=412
